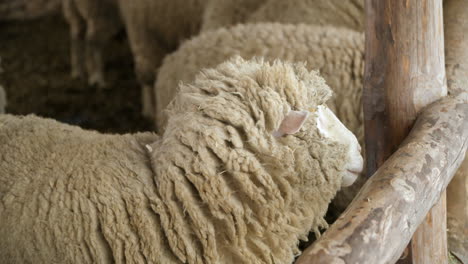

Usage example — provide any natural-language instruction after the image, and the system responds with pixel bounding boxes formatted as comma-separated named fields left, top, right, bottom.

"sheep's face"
left=170, top=56, right=363, bottom=189
left=239, top=57, right=363, bottom=188
left=274, top=106, right=363, bottom=188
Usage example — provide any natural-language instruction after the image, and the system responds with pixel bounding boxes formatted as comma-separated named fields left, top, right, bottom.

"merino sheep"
left=0, top=57, right=363, bottom=264
left=155, top=24, right=364, bottom=142
left=62, top=0, right=121, bottom=87
left=246, top=0, right=364, bottom=31
left=119, top=0, right=364, bottom=118
left=0, top=85, right=6, bottom=113
left=64, top=0, right=363, bottom=116
left=154, top=24, right=365, bottom=210
left=117, top=0, right=204, bottom=117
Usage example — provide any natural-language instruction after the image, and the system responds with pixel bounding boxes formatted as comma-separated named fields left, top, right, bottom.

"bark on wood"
left=444, top=0, right=468, bottom=262
left=295, top=94, right=468, bottom=264
left=412, top=193, right=448, bottom=263
left=361, top=1, right=447, bottom=263
left=363, top=0, right=447, bottom=175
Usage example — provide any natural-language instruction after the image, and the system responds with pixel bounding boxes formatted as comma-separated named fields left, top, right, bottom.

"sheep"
left=117, top=0, right=266, bottom=117
left=63, top=0, right=362, bottom=116
left=155, top=24, right=364, bottom=142
left=0, top=85, right=6, bottom=113
left=0, top=57, right=363, bottom=264
left=246, top=0, right=364, bottom=31
left=61, top=0, right=207, bottom=111
left=153, top=24, right=365, bottom=211
left=117, top=0, right=206, bottom=118
left=62, top=0, right=121, bottom=87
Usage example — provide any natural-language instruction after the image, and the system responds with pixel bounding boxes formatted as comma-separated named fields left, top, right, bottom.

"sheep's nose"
left=316, top=105, right=364, bottom=187
left=342, top=147, right=363, bottom=187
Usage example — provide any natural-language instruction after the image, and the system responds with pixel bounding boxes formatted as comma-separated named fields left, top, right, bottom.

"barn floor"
left=0, top=14, right=152, bottom=134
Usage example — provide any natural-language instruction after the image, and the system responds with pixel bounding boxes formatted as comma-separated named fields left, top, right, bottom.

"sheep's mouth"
left=342, top=170, right=360, bottom=187
left=347, top=168, right=362, bottom=174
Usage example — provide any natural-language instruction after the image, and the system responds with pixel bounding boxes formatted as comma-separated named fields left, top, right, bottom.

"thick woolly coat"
left=0, top=58, right=354, bottom=264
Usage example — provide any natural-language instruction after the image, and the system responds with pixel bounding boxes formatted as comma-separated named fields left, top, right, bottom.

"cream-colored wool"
left=200, top=0, right=364, bottom=33
left=0, top=85, right=6, bottom=113
left=117, top=0, right=206, bottom=117
left=155, top=24, right=364, bottom=144
left=0, top=58, right=362, bottom=264
left=118, top=0, right=363, bottom=117
left=246, top=0, right=364, bottom=31
left=154, top=24, right=365, bottom=211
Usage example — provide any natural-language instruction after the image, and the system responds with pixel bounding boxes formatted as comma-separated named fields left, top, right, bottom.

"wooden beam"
left=363, top=0, right=446, bottom=175
left=295, top=94, right=468, bottom=264
left=444, top=0, right=468, bottom=262
left=362, top=1, right=447, bottom=263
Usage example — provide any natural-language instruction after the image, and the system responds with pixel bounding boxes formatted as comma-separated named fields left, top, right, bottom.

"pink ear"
left=273, top=110, right=310, bottom=137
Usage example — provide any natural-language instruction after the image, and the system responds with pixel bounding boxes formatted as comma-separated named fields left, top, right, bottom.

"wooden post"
left=444, top=0, right=468, bottom=262
left=363, top=0, right=447, bottom=263
left=295, top=95, right=468, bottom=264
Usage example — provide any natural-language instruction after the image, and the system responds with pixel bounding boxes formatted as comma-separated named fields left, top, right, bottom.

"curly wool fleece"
left=0, top=58, right=355, bottom=264
left=155, top=24, right=364, bottom=141
left=154, top=23, right=365, bottom=214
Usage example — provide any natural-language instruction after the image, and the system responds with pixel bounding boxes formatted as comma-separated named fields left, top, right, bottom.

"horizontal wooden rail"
left=296, top=94, right=468, bottom=264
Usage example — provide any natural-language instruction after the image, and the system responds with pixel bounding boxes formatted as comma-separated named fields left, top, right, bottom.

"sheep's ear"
left=273, top=110, right=310, bottom=137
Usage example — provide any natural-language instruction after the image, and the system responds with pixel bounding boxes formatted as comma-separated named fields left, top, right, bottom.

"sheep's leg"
left=124, top=25, right=166, bottom=119
left=142, top=84, right=155, bottom=120
left=83, top=0, right=121, bottom=89
left=62, top=0, right=86, bottom=79
left=85, top=18, right=116, bottom=88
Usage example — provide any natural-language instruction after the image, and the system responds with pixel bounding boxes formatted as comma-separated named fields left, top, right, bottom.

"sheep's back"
left=0, top=115, right=176, bottom=263
left=247, top=0, right=364, bottom=31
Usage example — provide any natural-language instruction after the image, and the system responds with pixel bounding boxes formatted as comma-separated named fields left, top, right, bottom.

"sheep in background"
left=0, top=57, right=363, bottom=264
left=63, top=0, right=363, bottom=117
left=0, top=85, right=6, bottom=113
left=153, top=24, right=365, bottom=211
left=117, top=0, right=205, bottom=117
left=62, top=0, right=121, bottom=87
left=246, top=0, right=364, bottom=31
left=63, top=0, right=207, bottom=114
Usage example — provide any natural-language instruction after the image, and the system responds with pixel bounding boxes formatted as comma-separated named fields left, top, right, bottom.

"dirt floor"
left=0, top=14, right=152, bottom=134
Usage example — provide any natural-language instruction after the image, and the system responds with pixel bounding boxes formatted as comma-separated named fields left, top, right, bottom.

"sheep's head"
left=169, top=56, right=362, bottom=189
left=160, top=57, right=363, bottom=263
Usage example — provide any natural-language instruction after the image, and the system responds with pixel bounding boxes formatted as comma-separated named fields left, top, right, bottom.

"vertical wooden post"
left=363, top=0, right=447, bottom=263
left=444, top=0, right=468, bottom=262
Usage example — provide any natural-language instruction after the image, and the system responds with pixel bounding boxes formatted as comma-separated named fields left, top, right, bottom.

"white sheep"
left=117, top=0, right=205, bottom=117
left=155, top=23, right=364, bottom=141
left=246, top=0, right=364, bottom=31
left=62, top=0, right=121, bottom=87
left=0, top=57, right=363, bottom=264
left=102, top=0, right=363, bottom=117
left=0, top=85, right=6, bottom=113
left=154, top=24, right=365, bottom=210
left=65, top=0, right=209, bottom=115
left=63, top=0, right=363, bottom=116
